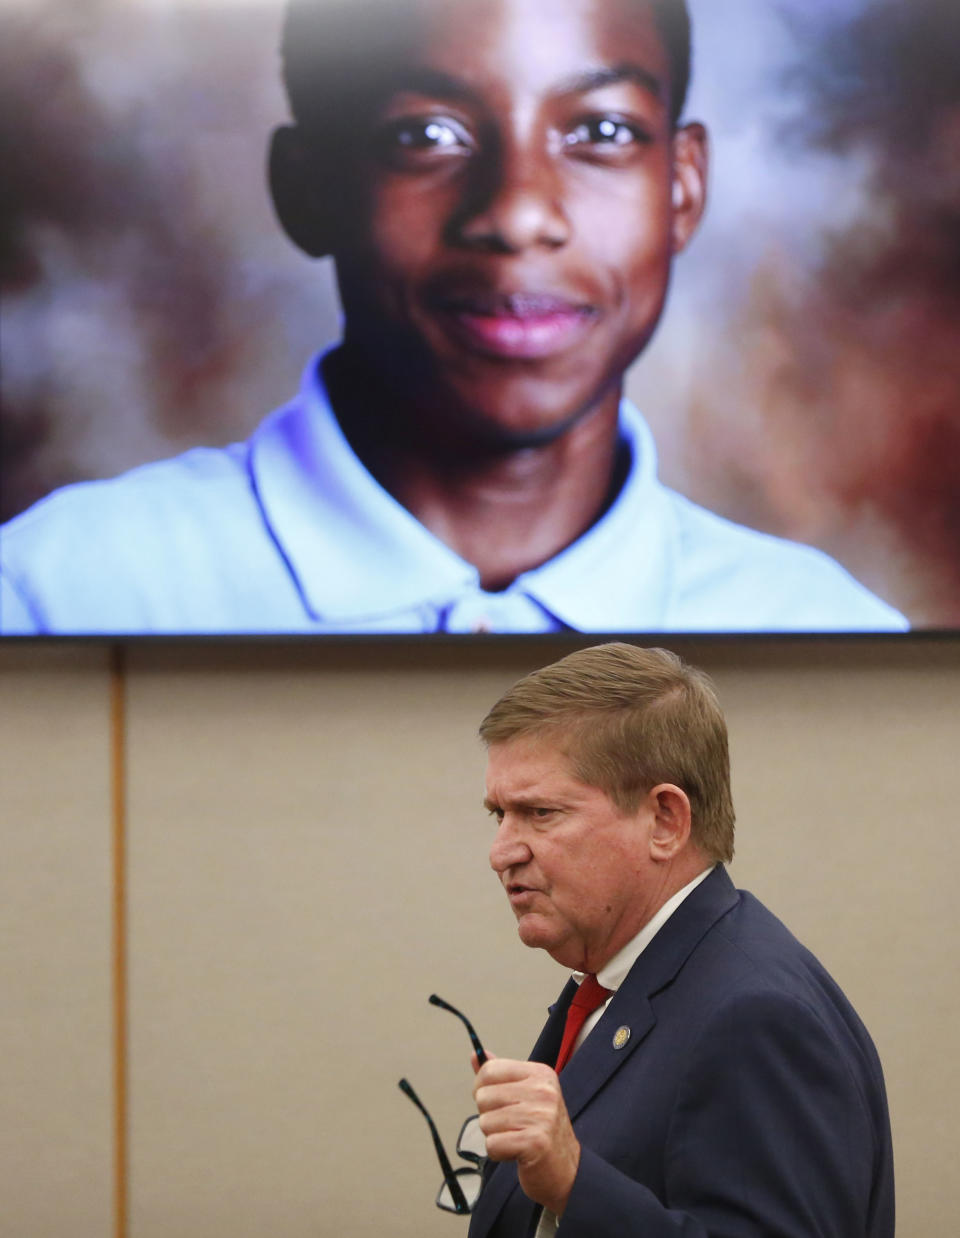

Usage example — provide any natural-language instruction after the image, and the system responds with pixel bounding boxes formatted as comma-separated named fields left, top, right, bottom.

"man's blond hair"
left=479, top=643, right=734, bottom=864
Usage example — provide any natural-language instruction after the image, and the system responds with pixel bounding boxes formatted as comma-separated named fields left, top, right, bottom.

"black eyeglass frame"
left=397, top=1077, right=481, bottom=1214
left=399, top=995, right=490, bottom=1215
left=452, top=1112, right=487, bottom=1167
left=428, top=993, right=488, bottom=1066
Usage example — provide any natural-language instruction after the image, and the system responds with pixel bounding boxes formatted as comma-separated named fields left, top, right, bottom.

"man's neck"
left=569, top=852, right=715, bottom=976
left=593, top=864, right=717, bottom=989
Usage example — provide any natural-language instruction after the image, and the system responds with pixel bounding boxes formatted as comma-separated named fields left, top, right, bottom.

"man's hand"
left=472, top=1056, right=580, bottom=1217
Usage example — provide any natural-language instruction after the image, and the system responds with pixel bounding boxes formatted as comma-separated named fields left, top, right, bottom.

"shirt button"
left=444, top=598, right=498, bottom=632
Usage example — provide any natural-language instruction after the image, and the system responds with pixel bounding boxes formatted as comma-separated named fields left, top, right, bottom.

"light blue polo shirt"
left=0, top=355, right=908, bottom=635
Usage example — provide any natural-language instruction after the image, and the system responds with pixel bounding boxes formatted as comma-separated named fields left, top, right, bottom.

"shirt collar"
left=250, top=351, right=676, bottom=628
left=250, top=355, right=477, bottom=623
left=576, top=864, right=718, bottom=993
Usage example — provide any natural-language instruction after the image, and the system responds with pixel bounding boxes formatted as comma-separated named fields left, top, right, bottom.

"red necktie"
left=554, top=974, right=612, bottom=1072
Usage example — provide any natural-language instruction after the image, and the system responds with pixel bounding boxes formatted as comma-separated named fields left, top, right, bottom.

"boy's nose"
left=453, top=148, right=571, bottom=254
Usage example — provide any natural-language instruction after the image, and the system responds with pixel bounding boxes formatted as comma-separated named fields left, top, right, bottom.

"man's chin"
left=516, top=913, right=562, bottom=953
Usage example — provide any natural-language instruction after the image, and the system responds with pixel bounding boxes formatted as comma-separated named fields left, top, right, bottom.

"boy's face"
left=278, top=0, right=707, bottom=446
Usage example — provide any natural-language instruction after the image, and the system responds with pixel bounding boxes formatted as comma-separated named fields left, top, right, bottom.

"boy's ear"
left=268, top=125, right=334, bottom=259
left=669, top=122, right=709, bottom=255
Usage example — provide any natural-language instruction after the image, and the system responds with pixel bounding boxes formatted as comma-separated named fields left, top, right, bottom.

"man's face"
left=307, top=0, right=706, bottom=447
left=484, top=734, right=662, bottom=972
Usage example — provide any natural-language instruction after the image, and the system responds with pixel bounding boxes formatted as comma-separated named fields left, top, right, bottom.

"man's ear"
left=646, top=784, right=693, bottom=860
left=669, top=121, right=708, bottom=255
left=268, top=124, right=334, bottom=259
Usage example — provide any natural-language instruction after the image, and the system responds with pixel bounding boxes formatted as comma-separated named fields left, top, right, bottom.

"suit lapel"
left=469, top=867, right=740, bottom=1238
left=559, top=866, right=739, bottom=1118
left=529, top=977, right=576, bottom=1063
left=556, top=985, right=656, bottom=1120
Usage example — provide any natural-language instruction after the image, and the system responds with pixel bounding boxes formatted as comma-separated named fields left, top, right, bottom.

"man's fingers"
left=482, top=1127, right=550, bottom=1165
left=471, top=1049, right=498, bottom=1074
left=469, top=1062, right=581, bottom=1215
left=474, top=1063, right=568, bottom=1142
left=476, top=1078, right=560, bottom=1118
left=474, top=1059, right=559, bottom=1111
left=474, top=1057, right=553, bottom=1089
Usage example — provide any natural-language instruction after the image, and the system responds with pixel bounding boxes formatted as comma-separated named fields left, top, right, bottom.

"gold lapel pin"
left=612, top=1026, right=631, bottom=1050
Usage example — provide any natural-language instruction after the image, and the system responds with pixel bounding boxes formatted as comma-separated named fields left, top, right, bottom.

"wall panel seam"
left=111, top=644, right=128, bottom=1238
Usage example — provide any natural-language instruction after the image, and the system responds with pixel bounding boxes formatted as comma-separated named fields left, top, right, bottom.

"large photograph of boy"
left=1, top=0, right=956, bottom=635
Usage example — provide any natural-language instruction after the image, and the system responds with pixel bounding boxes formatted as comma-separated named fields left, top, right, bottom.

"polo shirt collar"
left=250, top=352, right=675, bottom=629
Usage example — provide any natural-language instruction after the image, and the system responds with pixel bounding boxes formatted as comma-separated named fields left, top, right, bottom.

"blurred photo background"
left=2, top=0, right=958, bottom=625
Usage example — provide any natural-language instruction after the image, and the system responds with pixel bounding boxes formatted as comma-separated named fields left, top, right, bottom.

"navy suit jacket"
left=468, top=866, right=894, bottom=1237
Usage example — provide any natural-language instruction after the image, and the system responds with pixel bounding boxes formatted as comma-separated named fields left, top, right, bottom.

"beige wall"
left=3, top=637, right=959, bottom=1237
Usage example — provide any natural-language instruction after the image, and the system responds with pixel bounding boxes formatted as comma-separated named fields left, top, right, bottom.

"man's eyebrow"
left=553, top=63, right=666, bottom=104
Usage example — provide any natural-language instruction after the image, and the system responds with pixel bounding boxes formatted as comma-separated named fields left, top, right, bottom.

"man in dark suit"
left=470, top=642, right=894, bottom=1237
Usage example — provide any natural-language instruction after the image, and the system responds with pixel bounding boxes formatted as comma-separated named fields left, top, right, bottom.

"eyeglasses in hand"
left=398, top=994, right=489, bottom=1214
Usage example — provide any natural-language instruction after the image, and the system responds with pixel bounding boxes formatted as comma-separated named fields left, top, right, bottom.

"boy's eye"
left=563, top=116, right=650, bottom=153
left=376, top=115, right=474, bottom=165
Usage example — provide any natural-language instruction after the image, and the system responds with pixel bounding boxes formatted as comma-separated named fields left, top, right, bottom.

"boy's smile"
left=424, top=287, right=598, bottom=363
left=277, top=0, right=707, bottom=451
